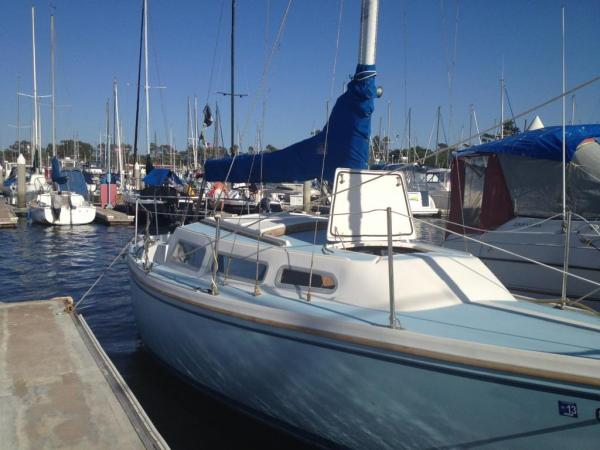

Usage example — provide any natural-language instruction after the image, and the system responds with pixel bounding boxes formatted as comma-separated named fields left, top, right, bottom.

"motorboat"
left=426, top=167, right=451, bottom=213
left=445, top=125, right=600, bottom=303
left=383, top=163, right=440, bottom=217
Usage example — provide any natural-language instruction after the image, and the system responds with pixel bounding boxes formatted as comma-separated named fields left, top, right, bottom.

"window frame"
left=168, top=239, right=209, bottom=272
left=215, top=252, right=268, bottom=284
left=275, top=265, right=338, bottom=294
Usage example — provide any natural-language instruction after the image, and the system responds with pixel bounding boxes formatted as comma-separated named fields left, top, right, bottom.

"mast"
left=144, top=0, right=151, bottom=157
left=386, top=101, right=391, bottom=163
left=169, top=127, right=174, bottom=168
left=561, top=7, right=566, bottom=220
left=106, top=99, right=113, bottom=208
left=435, top=105, right=441, bottom=165
left=51, top=13, right=56, bottom=158
left=358, top=0, right=378, bottom=66
left=31, top=6, right=40, bottom=171
left=16, top=77, right=21, bottom=158
left=500, top=69, right=504, bottom=139
left=194, top=96, right=199, bottom=169
left=230, top=0, right=236, bottom=156
left=408, top=107, right=412, bottom=163
left=114, top=79, right=123, bottom=175
left=132, top=0, right=144, bottom=165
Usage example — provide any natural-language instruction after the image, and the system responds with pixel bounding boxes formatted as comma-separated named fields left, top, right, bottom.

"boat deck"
left=0, top=297, right=168, bottom=449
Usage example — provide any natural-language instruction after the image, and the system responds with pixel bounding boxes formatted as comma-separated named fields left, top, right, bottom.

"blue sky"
left=1, top=0, right=600, bottom=155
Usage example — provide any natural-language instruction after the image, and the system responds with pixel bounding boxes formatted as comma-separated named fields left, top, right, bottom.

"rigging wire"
left=205, top=0, right=227, bottom=107
left=239, top=0, right=293, bottom=145
left=306, top=0, right=344, bottom=302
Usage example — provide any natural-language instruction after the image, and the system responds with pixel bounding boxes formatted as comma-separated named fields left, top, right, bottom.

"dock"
left=0, top=297, right=168, bottom=449
left=0, top=199, right=18, bottom=228
left=95, top=207, right=134, bottom=225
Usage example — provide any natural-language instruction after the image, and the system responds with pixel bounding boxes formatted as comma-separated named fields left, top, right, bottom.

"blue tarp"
left=57, top=170, right=89, bottom=199
left=454, top=124, right=600, bottom=162
left=205, top=64, right=377, bottom=183
left=143, top=168, right=183, bottom=186
left=51, top=157, right=68, bottom=184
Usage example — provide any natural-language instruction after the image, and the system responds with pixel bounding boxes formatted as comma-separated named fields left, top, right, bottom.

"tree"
left=265, top=144, right=278, bottom=153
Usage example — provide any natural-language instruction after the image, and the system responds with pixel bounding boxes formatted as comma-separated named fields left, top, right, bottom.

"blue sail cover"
left=57, top=170, right=89, bottom=199
left=143, top=168, right=183, bottom=186
left=454, top=124, right=600, bottom=162
left=51, top=157, right=68, bottom=184
left=204, top=64, right=377, bottom=183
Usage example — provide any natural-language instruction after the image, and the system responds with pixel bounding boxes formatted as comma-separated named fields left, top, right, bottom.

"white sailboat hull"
left=30, top=192, right=96, bottom=225
left=30, top=205, right=96, bottom=225
left=129, top=257, right=600, bottom=449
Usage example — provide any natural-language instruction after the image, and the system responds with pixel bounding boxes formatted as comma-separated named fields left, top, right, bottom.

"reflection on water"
left=0, top=217, right=444, bottom=449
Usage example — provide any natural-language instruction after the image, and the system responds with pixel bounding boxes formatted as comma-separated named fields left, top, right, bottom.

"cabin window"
left=278, top=268, right=336, bottom=291
left=170, top=241, right=206, bottom=269
left=217, top=254, right=267, bottom=282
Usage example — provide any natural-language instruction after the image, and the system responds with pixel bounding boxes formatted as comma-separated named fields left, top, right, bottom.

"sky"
left=1, top=0, right=600, bottom=156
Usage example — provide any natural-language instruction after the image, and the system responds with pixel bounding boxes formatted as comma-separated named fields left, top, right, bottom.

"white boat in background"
left=383, top=163, right=439, bottom=217
left=426, top=167, right=451, bottom=213
left=445, top=125, right=600, bottom=302
left=129, top=2, right=600, bottom=447
left=30, top=158, right=95, bottom=225
left=1, top=169, right=50, bottom=205
left=30, top=191, right=95, bottom=225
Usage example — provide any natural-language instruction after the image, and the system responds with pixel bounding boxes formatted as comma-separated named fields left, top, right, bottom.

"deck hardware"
left=386, top=207, right=399, bottom=329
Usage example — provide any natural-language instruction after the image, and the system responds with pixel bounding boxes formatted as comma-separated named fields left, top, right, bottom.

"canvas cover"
left=455, top=124, right=600, bottom=162
left=449, top=131, right=600, bottom=229
left=57, top=170, right=89, bottom=199
left=204, top=64, right=376, bottom=183
left=143, top=168, right=183, bottom=186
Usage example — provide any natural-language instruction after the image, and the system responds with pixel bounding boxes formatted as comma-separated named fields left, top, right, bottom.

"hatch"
left=327, top=168, right=415, bottom=244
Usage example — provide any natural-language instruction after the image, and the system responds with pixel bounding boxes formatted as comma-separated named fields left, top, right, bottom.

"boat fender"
left=596, top=408, right=600, bottom=422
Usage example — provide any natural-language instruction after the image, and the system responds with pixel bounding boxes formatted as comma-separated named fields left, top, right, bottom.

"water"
left=1, top=218, right=443, bottom=449
left=1, top=221, right=307, bottom=449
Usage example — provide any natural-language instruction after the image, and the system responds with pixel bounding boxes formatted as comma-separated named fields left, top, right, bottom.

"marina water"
left=1, top=219, right=443, bottom=449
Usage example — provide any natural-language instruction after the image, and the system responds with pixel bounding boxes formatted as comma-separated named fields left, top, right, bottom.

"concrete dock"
left=0, top=199, right=18, bottom=228
left=0, top=297, right=168, bottom=449
left=95, top=207, right=134, bottom=225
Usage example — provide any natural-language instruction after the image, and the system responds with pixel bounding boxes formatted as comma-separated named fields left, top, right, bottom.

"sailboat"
left=128, top=1, right=600, bottom=447
left=29, top=13, right=95, bottom=226
left=445, top=125, right=600, bottom=302
left=30, top=157, right=95, bottom=225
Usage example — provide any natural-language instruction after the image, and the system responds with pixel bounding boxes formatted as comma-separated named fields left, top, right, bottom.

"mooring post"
left=17, top=154, right=26, bottom=208
left=134, top=162, right=141, bottom=190
left=303, top=180, right=312, bottom=213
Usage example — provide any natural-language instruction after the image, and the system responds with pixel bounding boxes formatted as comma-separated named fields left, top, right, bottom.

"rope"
left=75, top=236, right=134, bottom=310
